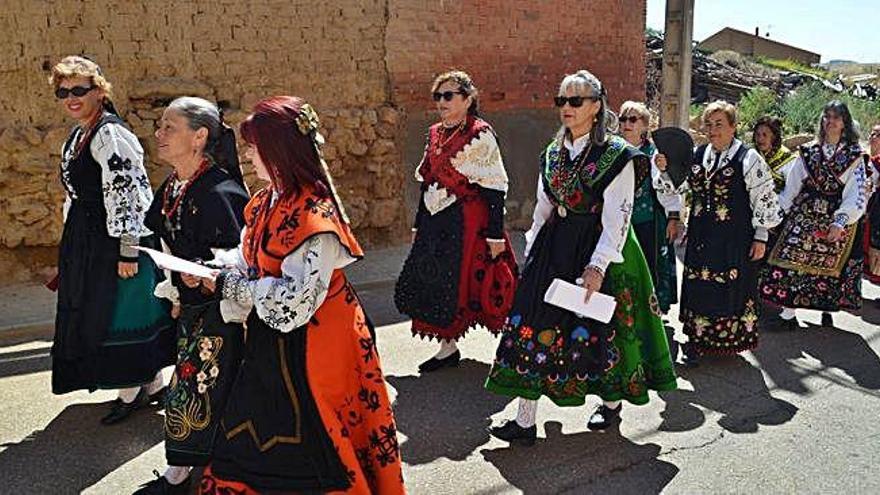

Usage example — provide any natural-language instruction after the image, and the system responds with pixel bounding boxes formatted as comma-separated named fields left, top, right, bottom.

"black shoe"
left=682, top=342, right=701, bottom=368
left=587, top=403, right=623, bottom=431
left=101, top=390, right=147, bottom=425
left=777, top=317, right=799, bottom=331
left=148, top=386, right=168, bottom=406
left=418, top=349, right=461, bottom=373
left=821, top=312, right=833, bottom=327
left=133, top=470, right=191, bottom=495
left=489, top=420, right=537, bottom=446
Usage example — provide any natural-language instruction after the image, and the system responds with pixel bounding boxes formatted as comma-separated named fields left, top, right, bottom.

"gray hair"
left=555, top=69, right=616, bottom=147
left=167, top=96, right=223, bottom=154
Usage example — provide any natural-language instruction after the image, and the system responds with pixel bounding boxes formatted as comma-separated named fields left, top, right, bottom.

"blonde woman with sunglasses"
left=49, top=56, right=173, bottom=425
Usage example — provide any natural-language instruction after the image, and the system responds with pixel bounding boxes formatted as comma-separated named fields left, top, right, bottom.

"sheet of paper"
left=543, top=278, right=617, bottom=323
left=135, top=246, right=216, bottom=278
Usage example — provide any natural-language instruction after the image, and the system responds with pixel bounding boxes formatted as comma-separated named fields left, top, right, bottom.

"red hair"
left=240, top=96, right=329, bottom=199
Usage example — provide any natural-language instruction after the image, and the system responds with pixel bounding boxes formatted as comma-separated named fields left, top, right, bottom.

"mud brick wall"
left=0, top=0, right=645, bottom=284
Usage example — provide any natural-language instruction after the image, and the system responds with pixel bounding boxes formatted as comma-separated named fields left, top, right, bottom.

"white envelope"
left=135, top=246, right=217, bottom=279
left=543, top=278, right=617, bottom=323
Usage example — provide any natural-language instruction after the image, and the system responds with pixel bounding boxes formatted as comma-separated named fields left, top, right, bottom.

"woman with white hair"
left=133, top=97, right=249, bottom=494
left=486, top=70, right=677, bottom=444
left=618, top=101, right=680, bottom=314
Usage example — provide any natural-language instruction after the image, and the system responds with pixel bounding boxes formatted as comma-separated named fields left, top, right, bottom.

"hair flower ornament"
left=296, top=103, right=320, bottom=135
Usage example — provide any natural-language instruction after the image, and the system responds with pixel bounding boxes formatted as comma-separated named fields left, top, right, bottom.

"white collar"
left=564, top=133, right=592, bottom=158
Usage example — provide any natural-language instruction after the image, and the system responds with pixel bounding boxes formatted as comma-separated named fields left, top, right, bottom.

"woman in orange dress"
left=199, top=97, right=405, bottom=494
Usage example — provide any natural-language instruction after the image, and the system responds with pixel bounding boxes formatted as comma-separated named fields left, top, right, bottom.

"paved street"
left=2, top=279, right=880, bottom=494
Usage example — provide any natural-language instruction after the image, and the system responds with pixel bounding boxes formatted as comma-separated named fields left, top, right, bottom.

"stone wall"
left=0, top=0, right=646, bottom=285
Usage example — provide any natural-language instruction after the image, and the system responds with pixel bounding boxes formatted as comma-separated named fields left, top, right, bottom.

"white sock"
left=515, top=398, right=538, bottom=428
left=433, top=340, right=459, bottom=359
left=603, top=400, right=622, bottom=409
left=143, top=370, right=165, bottom=395
left=780, top=307, right=796, bottom=320
left=163, top=465, right=192, bottom=485
left=117, top=386, right=140, bottom=404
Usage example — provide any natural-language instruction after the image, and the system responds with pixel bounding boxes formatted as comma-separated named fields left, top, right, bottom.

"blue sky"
left=646, top=0, right=880, bottom=63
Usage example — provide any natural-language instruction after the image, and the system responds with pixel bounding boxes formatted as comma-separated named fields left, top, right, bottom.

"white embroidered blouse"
left=524, top=134, right=635, bottom=273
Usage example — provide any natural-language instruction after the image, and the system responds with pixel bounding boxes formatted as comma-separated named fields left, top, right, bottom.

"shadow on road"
left=482, top=421, right=678, bottom=494
left=751, top=320, right=880, bottom=396
left=0, top=401, right=164, bottom=493
left=385, top=359, right=511, bottom=465
left=658, top=355, right=798, bottom=434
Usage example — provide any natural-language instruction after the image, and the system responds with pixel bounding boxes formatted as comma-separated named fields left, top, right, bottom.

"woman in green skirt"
left=486, top=70, right=677, bottom=445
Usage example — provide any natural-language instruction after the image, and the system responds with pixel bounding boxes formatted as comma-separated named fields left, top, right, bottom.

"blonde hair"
left=702, top=100, right=737, bottom=126
left=619, top=101, right=651, bottom=124
left=48, top=55, right=113, bottom=100
left=431, top=70, right=479, bottom=115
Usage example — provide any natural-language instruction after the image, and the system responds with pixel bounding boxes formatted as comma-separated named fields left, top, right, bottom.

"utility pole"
left=660, top=0, right=694, bottom=129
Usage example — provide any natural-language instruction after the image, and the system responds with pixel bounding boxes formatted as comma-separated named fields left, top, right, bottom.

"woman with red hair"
left=199, top=97, right=404, bottom=494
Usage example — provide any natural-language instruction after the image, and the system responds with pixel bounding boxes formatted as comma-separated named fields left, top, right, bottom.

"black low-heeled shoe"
left=100, top=390, right=147, bottom=425
left=587, top=403, right=623, bottom=431
left=821, top=312, right=833, bottom=327
left=148, top=386, right=168, bottom=406
left=418, top=349, right=461, bottom=373
left=777, top=317, right=800, bottom=331
left=489, top=420, right=537, bottom=446
left=133, top=470, right=191, bottom=495
left=682, top=342, right=701, bottom=368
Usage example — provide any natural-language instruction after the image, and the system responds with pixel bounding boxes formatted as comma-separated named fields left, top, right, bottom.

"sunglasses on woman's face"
left=432, top=90, right=466, bottom=102
left=55, top=85, right=95, bottom=99
left=619, top=115, right=641, bottom=124
left=553, top=95, right=597, bottom=108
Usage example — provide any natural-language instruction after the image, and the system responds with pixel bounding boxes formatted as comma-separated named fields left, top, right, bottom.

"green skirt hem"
left=485, top=377, right=678, bottom=407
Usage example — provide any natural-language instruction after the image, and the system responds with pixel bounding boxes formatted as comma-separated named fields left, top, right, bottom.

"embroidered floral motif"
left=166, top=320, right=224, bottom=441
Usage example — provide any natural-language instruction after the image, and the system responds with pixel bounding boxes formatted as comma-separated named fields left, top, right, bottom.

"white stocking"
left=515, top=398, right=538, bottom=428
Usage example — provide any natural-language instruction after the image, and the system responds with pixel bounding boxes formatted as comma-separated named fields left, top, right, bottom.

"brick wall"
left=0, top=0, right=645, bottom=285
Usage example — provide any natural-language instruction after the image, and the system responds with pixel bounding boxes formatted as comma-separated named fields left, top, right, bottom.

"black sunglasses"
left=553, top=95, right=598, bottom=108
left=432, top=90, right=466, bottom=102
left=55, top=85, right=96, bottom=99
left=619, top=115, right=641, bottom=124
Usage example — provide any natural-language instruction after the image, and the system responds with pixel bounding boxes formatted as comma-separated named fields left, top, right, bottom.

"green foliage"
left=756, top=57, right=832, bottom=79
left=737, top=87, right=779, bottom=132
left=780, top=83, right=829, bottom=135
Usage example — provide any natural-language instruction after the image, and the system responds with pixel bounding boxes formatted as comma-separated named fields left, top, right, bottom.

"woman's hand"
left=666, top=219, right=681, bottom=242
left=170, top=304, right=181, bottom=319
left=655, top=153, right=668, bottom=172
left=488, top=239, right=506, bottom=259
left=180, top=273, right=201, bottom=288
left=578, top=265, right=604, bottom=302
left=200, top=270, right=220, bottom=293
left=749, top=241, right=767, bottom=261
left=827, top=224, right=845, bottom=243
left=118, top=261, right=139, bottom=279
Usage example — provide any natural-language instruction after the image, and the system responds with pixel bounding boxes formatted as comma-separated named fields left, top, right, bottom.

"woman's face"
left=155, top=108, right=206, bottom=166
left=246, top=144, right=272, bottom=182
left=869, top=125, right=880, bottom=155
left=754, top=124, right=775, bottom=154
left=558, top=86, right=600, bottom=138
left=704, top=111, right=736, bottom=150
left=57, top=75, right=104, bottom=122
left=620, top=113, right=648, bottom=146
left=823, top=110, right=845, bottom=138
left=434, top=80, right=471, bottom=124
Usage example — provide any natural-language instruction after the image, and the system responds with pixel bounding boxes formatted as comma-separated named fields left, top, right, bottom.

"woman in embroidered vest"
left=864, top=124, right=880, bottom=284
left=133, top=97, right=249, bottom=494
left=654, top=101, right=781, bottom=366
left=752, top=116, right=796, bottom=194
left=761, top=101, right=867, bottom=330
left=198, top=97, right=404, bottom=494
left=618, top=101, right=680, bottom=315
left=395, top=70, right=517, bottom=373
left=49, top=56, right=173, bottom=424
left=485, top=70, right=677, bottom=445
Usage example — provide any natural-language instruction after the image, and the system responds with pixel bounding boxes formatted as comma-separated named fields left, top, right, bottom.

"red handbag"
left=480, top=255, right=517, bottom=318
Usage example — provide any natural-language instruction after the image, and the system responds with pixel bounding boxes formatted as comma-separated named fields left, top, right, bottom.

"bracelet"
left=583, top=264, right=605, bottom=277
left=667, top=211, right=681, bottom=221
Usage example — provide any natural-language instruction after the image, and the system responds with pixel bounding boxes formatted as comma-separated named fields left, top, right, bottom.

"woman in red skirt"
left=395, top=70, right=517, bottom=373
